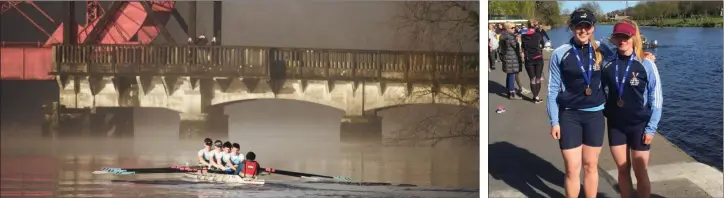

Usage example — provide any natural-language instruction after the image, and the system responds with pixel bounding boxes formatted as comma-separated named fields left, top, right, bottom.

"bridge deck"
left=2, top=45, right=479, bottom=85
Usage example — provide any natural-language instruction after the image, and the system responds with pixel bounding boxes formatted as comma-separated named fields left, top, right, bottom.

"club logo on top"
left=630, top=72, right=640, bottom=86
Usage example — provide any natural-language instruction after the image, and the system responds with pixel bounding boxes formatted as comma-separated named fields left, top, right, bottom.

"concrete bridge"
left=47, top=44, right=479, bottom=142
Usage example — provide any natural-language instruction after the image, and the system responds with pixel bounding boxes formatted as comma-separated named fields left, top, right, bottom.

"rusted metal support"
left=189, top=1, right=197, bottom=40
left=0, top=1, right=20, bottom=14
left=141, top=1, right=175, bottom=44
left=86, top=1, right=101, bottom=25
left=170, top=6, right=189, bottom=36
left=63, top=1, right=77, bottom=44
left=84, top=1, right=125, bottom=44
left=213, top=1, right=222, bottom=45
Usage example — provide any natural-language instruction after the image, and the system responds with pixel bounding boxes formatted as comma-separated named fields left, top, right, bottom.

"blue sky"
left=561, top=1, right=640, bottom=13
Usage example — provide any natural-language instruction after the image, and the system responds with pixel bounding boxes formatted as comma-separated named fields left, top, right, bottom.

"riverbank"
left=598, top=17, right=723, bottom=27
left=488, top=51, right=723, bottom=197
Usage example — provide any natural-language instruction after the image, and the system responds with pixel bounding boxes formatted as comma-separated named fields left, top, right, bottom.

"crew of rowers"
left=197, top=138, right=267, bottom=178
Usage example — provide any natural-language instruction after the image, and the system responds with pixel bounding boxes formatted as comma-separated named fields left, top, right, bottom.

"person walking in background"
left=601, top=19, right=662, bottom=198
left=499, top=23, right=524, bottom=100
left=489, top=24, right=499, bottom=71
left=515, top=30, right=532, bottom=96
left=532, top=19, right=551, bottom=44
left=521, top=20, right=546, bottom=104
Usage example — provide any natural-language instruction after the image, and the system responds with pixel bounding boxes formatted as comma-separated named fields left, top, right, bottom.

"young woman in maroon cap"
left=601, top=19, right=662, bottom=198
left=547, top=8, right=657, bottom=198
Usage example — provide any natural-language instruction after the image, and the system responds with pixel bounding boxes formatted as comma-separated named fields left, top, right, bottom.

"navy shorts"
left=559, top=110, right=605, bottom=150
left=608, top=120, right=651, bottom=151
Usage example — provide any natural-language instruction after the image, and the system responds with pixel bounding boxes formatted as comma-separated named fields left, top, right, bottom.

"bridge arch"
left=211, top=98, right=345, bottom=113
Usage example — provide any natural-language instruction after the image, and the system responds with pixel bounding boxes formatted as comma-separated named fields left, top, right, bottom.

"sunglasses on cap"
left=205, top=141, right=212, bottom=146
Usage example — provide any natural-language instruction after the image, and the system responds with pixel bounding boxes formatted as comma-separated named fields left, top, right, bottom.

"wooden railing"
left=53, top=45, right=479, bottom=84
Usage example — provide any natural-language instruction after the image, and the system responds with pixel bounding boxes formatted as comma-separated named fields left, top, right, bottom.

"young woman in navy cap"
left=601, top=19, right=662, bottom=198
left=546, top=8, right=656, bottom=198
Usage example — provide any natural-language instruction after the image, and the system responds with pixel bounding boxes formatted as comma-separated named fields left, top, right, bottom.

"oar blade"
left=92, top=171, right=110, bottom=174
left=333, top=176, right=353, bottom=182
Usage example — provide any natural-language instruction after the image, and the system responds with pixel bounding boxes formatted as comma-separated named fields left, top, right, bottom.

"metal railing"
left=53, top=45, right=479, bottom=84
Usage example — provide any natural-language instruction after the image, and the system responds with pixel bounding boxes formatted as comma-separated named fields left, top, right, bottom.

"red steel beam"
left=26, top=1, right=57, bottom=25
left=9, top=4, right=60, bottom=43
left=141, top=1, right=175, bottom=44
left=83, top=1, right=125, bottom=44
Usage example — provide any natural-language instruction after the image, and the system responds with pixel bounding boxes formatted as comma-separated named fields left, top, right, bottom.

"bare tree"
left=385, top=1, right=479, bottom=147
left=391, top=1, right=479, bottom=52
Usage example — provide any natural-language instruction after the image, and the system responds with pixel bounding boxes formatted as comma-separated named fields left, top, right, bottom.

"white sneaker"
left=519, top=88, right=531, bottom=94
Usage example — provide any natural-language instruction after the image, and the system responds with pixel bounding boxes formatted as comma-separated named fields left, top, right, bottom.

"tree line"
left=605, top=1, right=722, bottom=20
left=488, top=1, right=564, bottom=27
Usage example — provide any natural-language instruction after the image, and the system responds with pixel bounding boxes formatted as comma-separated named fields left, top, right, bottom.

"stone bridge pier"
left=42, top=102, right=134, bottom=138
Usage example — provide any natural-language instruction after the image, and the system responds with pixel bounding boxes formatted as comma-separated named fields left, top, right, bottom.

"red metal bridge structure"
left=1, top=1, right=176, bottom=80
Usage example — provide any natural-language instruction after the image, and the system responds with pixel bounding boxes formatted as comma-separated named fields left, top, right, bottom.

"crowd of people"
left=488, top=20, right=551, bottom=103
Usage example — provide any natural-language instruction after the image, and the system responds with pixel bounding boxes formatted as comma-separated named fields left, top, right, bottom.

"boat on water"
left=643, top=40, right=658, bottom=49
left=183, top=172, right=266, bottom=185
left=93, top=165, right=352, bottom=185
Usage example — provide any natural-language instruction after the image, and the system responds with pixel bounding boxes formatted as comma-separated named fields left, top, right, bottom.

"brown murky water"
left=1, top=98, right=479, bottom=197
left=1, top=137, right=478, bottom=197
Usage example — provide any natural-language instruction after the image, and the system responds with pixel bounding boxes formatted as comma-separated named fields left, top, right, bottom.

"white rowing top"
left=197, top=148, right=213, bottom=161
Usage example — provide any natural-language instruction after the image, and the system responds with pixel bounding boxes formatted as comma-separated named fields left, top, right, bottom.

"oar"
left=266, top=168, right=352, bottom=181
left=94, top=166, right=203, bottom=175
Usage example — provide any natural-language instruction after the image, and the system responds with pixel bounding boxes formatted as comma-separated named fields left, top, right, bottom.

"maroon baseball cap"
left=612, top=22, right=636, bottom=37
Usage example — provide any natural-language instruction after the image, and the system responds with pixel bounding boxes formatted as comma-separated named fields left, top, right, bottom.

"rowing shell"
left=183, top=172, right=265, bottom=185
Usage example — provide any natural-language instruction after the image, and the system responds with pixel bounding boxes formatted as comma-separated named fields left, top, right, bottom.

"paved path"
left=487, top=51, right=723, bottom=198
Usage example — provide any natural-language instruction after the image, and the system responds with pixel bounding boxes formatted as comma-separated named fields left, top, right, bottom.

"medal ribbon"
left=615, top=53, right=636, bottom=100
left=571, top=43, right=593, bottom=88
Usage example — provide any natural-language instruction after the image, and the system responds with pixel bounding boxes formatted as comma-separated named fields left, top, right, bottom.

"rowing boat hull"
left=183, top=172, right=265, bottom=185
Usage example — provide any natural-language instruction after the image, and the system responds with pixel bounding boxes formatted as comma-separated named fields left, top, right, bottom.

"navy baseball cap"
left=569, top=8, right=597, bottom=26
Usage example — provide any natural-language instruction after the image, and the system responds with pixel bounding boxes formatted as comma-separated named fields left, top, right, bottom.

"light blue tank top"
left=230, top=153, right=244, bottom=165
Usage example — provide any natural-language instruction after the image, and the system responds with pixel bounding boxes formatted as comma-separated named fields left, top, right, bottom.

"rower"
left=226, top=143, right=244, bottom=173
left=235, top=151, right=266, bottom=178
left=197, top=138, right=214, bottom=167
left=208, top=140, right=224, bottom=170
left=218, top=141, right=233, bottom=173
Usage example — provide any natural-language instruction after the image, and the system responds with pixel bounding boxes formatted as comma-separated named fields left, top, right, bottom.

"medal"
left=571, top=42, right=594, bottom=96
left=615, top=52, right=635, bottom=108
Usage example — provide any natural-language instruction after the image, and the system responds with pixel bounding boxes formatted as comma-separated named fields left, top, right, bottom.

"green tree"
left=488, top=1, right=519, bottom=16
left=535, top=1, right=563, bottom=26
left=578, top=1, right=604, bottom=20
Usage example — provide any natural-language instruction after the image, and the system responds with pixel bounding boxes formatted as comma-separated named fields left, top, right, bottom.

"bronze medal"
left=584, top=87, right=592, bottom=96
left=617, top=99, right=624, bottom=107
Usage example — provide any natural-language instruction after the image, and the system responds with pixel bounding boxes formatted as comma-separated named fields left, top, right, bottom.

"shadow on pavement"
left=489, top=141, right=616, bottom=198
left=488, top=80, right=508, bottom=98
left=489, top=141, right=565, bottom=197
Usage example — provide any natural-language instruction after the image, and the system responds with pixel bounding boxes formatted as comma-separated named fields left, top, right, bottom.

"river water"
left=1, top=93, right=479, bottom=197
left=546, top=25, right=724, bottom=170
